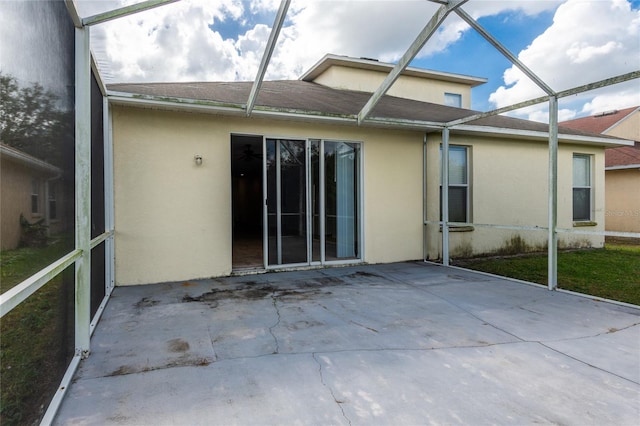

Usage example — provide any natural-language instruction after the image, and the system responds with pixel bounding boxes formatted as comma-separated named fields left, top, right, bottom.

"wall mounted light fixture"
left=194, top=154, right=203, bottom=166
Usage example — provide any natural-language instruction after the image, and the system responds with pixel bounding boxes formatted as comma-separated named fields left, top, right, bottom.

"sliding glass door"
left=264, top=138, right=361, bottom=267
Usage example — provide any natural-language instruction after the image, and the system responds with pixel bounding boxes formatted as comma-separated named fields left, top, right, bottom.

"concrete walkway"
left=55, top=262, right=640, bottom=425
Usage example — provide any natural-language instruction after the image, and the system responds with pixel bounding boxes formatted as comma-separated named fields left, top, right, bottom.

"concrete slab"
left=54, top=262, right=640, bottom=425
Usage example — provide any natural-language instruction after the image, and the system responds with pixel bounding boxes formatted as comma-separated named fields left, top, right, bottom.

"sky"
left=76, top=0, right=640, bottom=123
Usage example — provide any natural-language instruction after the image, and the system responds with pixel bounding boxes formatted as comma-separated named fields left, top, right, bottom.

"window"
left=440, top=145, right=470, bottom=223
left=444, top=92, right=462, bottom=108
left=573, top=154, right=591, bottom=221
left=49, top=182, right=57, bottom=220
left=31, top=179, right=40, bottom=214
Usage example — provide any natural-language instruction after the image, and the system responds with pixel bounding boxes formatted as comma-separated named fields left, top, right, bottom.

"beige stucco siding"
left=605, top=169, right=640, bottom=232
left=312, top=66, right=473, bottom=108
left=424, top=135, right=605, bottom=259
left=1, top=159, right=33, bottom=249
left=112, top=106, right=423, bottom=285
left=606, top=110, right=640, bottom=140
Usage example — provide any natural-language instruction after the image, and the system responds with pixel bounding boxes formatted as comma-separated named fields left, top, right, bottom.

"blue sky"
left=80, top=0, right=639, bottom=122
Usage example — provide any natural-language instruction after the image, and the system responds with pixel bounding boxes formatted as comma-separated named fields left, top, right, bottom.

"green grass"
left=455, top=245, right=640, bottom=305
left=1, top=235, right=74, bottom=425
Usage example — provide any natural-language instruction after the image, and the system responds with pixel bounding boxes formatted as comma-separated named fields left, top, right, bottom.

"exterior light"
left=194, top=154, right=203, bottom=166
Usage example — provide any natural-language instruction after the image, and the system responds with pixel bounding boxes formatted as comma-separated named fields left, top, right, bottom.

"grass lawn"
left=454, top=244, right=640, bottom=306
left=1, top=236, right=75, bottom=425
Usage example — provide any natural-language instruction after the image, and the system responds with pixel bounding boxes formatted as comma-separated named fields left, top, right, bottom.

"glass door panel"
left=325, top=141, right=359, bottom=260
left=266, top=139, right=307, bottom=266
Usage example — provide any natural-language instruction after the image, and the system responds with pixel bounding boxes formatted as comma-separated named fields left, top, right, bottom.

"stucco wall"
left=605, top=169, right=640, bottom=232
left=424, top=135, right=606, bottom=259
left=112, top=106, right=423, bottom=285
left=312, top=66, right=473, bottom=108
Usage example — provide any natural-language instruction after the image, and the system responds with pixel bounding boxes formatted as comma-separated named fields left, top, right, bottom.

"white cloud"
left=489, top=0, right=640, bottom=122
left=87, top=0, right=564, bottom=83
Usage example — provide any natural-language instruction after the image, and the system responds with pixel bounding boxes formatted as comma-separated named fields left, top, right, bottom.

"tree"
left=0, top=72, right=73, bottom=167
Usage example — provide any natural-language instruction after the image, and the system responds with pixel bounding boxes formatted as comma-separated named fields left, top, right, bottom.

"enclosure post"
left=104, top=97, right=115, bottom=294
left=442, top=127, right=450, bottom=266
left=547, top=96, right=559, bottom=290
left=75, top=25, right=91, bottom=357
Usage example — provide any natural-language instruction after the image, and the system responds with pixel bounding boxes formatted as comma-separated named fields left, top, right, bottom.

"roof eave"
left=0, top=144, right=62, bottom=175
left=605, top=164, right=640, bottom=171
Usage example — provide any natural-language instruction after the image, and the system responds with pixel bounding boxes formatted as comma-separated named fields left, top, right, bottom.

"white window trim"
left=440, top=145, right=471, bottom=224
left=572, top=153, right=593, bottom=222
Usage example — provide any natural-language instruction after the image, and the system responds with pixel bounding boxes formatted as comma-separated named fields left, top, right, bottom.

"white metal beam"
left=446, top=70, right=640, bottom=128
left=357, top=0, right=468, bottom=124
left=82, top=0, right=180, bottom=26
left=75, top=26, right=92, bottom=358
left=455, top=8, right=554, bottom=96
left=246, top=0, right=291, bottom=116
left=64, top=0, right=83, bottom=27
left=547, top=96, right=559, bottom=291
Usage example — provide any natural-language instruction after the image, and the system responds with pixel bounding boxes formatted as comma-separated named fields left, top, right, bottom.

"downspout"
left=442, top=127, right=450, bottom=266
left=423, top=133, right=427, bottom=262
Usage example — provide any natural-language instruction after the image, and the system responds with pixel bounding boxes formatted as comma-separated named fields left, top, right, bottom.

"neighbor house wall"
left=111, top=106, right=424, bottom=285
left=605, top=109, right=640, bottom=141
left=424, top=134, right=606, bottom=260
left=312, top=66, right=473, bottom=108
left=1, top=158, right=33, bottom=249
left=605, top=169, right=640, bottom=233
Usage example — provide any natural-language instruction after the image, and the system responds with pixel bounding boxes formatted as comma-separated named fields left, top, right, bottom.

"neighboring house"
left=561, top=107, right=640, bottom=234
left=0, top=143, right=64, bottom=250
left=106, top=54, right=630, bottom=286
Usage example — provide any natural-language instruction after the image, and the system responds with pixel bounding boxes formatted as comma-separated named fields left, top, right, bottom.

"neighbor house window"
left=440, top=145, right=470, bottom=223
left=49, top=182, right=57, bottom=220
left=31, top=179, right=40, bottom=214
left=573, top=154, right=591, bottom=221
left=444, top=93, right=462, bottom=108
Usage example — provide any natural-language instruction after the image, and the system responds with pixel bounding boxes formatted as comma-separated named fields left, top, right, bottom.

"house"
left=561, top=107, right=640, bottom=234
left=106, top=54, right=629, bottom=286
left=0, top=143, right=64, bottom=250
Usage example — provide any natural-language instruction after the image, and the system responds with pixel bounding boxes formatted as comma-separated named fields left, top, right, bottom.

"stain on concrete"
left=167, top=338, right=190, bottom=353
left=134, top=297, right=159, bottom=309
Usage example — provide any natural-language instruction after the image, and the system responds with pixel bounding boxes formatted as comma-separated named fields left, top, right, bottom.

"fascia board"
left=451, top=124, right=635, bottom=147
left=605, top=164, right=640, bottom=171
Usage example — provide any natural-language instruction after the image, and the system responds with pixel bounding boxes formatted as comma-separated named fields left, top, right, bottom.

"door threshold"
left=231, top=267, right=267, bottom=276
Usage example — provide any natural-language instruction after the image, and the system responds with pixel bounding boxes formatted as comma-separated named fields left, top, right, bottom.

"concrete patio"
left=54, top=262, right=639, bottom=425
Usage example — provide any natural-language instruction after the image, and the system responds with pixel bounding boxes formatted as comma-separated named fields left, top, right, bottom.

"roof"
left=560, top=106, right=639, bottom=134
left=107, top=80, right=628, bottom=146
left=0, top=143, right=61, bottom=175
left=300, top=54, right=488, bottom=88
left=606, top=141, right=640, bottom=169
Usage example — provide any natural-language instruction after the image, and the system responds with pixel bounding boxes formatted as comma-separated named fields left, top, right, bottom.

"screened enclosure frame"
left=0, top=0, right=637, bottom=424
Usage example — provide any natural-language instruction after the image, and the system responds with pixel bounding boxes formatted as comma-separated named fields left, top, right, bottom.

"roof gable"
left=560, top=106, right=639, bottom=134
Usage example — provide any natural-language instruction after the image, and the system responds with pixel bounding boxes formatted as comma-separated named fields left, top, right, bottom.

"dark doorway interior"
left=231, top=135, right=263, bottom=269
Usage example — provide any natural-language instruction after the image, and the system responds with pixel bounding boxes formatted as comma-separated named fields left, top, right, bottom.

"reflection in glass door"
left=264, top=138, right=360, bottom=267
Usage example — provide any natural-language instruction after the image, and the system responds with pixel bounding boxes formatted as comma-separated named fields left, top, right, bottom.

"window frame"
left=440, top=145, right=471, bottom=224
left=444, top=92, right=462, bottom=108
left=31, top=179, right=41, bottom=215
left=572, top=153, right=592, bottom=222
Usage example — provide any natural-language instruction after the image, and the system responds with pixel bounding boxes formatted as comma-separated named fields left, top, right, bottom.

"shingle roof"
left=606, top=141, right=640, bottom=167
left=107, top=80, right=622, bottom=142
left=560, top=106, right=638, bottom=134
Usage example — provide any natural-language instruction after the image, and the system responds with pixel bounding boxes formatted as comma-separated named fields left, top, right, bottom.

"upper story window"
left=444, top=92, right=462, bottom=108
left=573, top=154, right=592, bottom=221
left=440, top=145, right=470, bottom=223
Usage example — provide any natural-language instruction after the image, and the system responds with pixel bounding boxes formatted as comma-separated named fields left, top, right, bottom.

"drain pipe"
left=442, top=127, right=450, bottom=266
left=423, top=133, right=427, bottom=262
